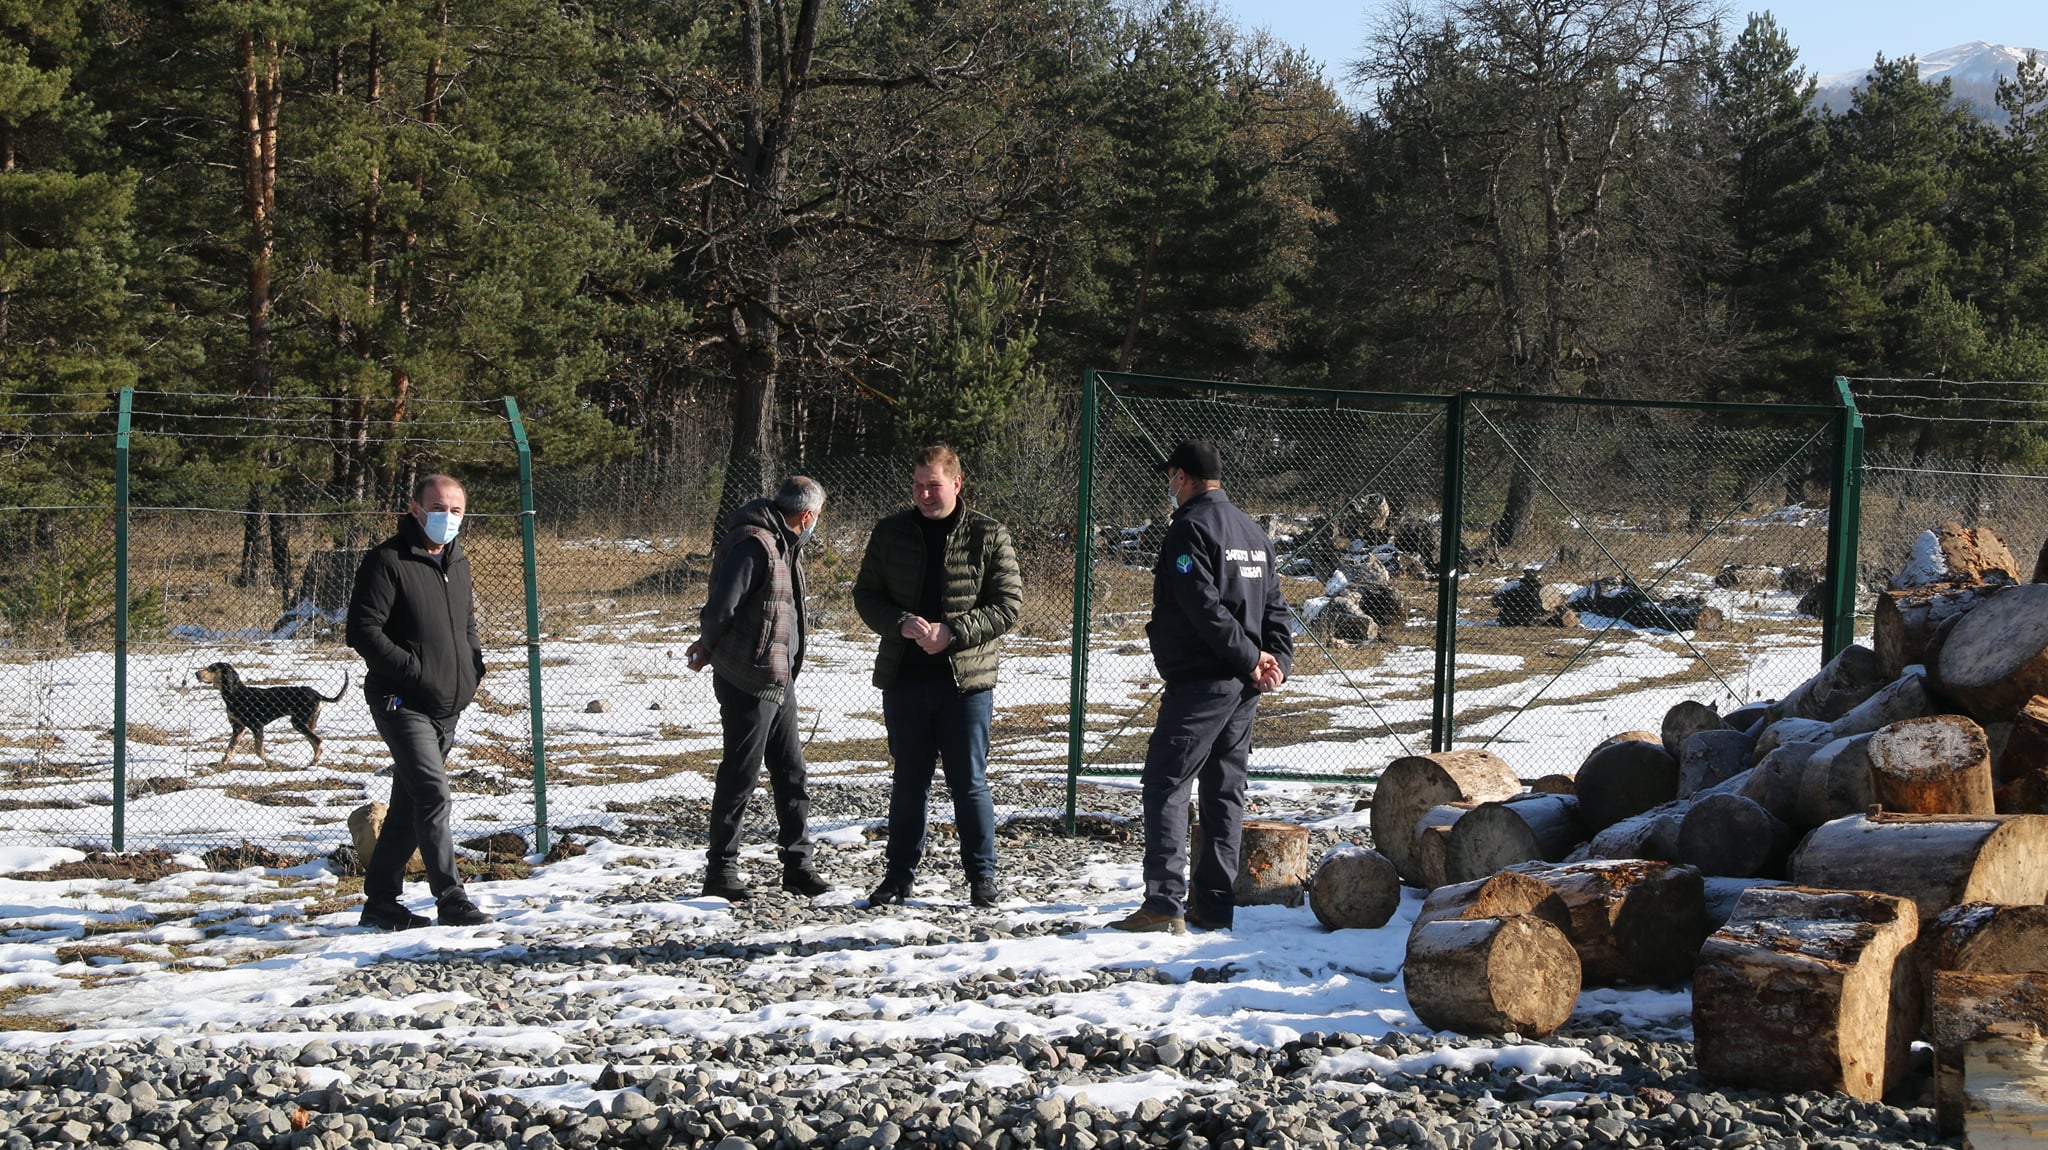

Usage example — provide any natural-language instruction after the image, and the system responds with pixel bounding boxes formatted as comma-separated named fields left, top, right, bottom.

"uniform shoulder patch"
left=1174, top=553, right=1194, bottom=573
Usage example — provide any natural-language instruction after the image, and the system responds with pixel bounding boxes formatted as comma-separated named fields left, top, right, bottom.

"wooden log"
left=1740, top=740, right=1829, bottom=825
left=1414, top=870, right=1573, bottom=934
left=1371, top=750, right=1522, bottom=884
left=1307, top=844, right=1401, bottom=930
left=1725, top=700, right=1773, bottom=735
left=1409, top=804, right=1473, bottom=891
left=1796, top=733, right=1877, bottom=828
left=1403, top=915, right=1581, bottom=1038
left=1662, top=700, right=1725, bottom=763
left=1829, top=670, right=1938, bottom=741
left=1893, top=522, right=2023, bottom=589
left=1679, top=792, right=1796, bottom=878
left=1996, top=769, right=2048, bottom=816
left=2036, top=535, right=2048, bottom=584
left=1876, top=584, right=2001, bottom=680
left=1445, top=793, right=1587, bottom=885
left=1678, top=728, right=1754, bottom=798
left=1996, top=696, right=2048, bottom=787
left=1527, top=774, right=1577, bottom=795
left=1933, top=583, right=2048, bottom=723
left=1575, top=738, right=1680, bottom=831
left=1586, top=798, right=1688, bottom=862
left=1693, top=885, right=1921, bottom=1101
left=1789, top=812, right=2048, bottom=924
left=1930, top=970, right=2048, bottom=1143
left=1508, top=859, right=1708, bottom=987
left=1929, top=903, right=2048, bottom=975
left=1868, top=715, right=1996, bottom=816
left=1754, top=717, right=1836, bottom=765
left=1702, top=876, right=1788, bottom=932
left=1193, top=818, right=1309, bottom=907
left=1773, top=644, right=1885, bottom=722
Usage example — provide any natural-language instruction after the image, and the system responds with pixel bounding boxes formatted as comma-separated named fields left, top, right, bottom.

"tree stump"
left=1508, top=859, right=1708, bottom=987
left=1829, top=671, right=1937, bottom=741
left=1661, top=700, right=1725, bottom=764
left=1403, top=915, right=1580, bottom=1038
left=1678, top=729, right=1752, bottom=798
left=1445, top=793, right=1587, bottom=885
left=1933, top=583, right=2048, bottom=723
left=1789, top=812, right=2048, bottom=924
left=1408, top=804, right=1472, bottom=891
left=1414, top=870, right=1572, bottom=934
left=1193, top=819, right=1308, bottom=907
left=1574, top=739, right=1680, bottom=831
left=1370, top=750, right=1521, bottom=884
left=1678, top=792, right=1795, bottom=878
left=1796, top=734, right=1877, bottom=828
left=1930, top=970, right=2048, bottom=1143
left=1693, top=885, right=1921, bottom=1101
left=348, top=801, right=423, bottom=875
left=1308, top=844, right=1400, bottom=930
left=1868, top=715, right=1996, bottom=816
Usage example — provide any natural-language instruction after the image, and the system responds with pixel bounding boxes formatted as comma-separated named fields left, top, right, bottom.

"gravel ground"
left=0, top=788, right=1956, bottom=1150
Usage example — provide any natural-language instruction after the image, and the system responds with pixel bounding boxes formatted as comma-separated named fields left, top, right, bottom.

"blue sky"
left=1212, top=0, right=2047, bottom=98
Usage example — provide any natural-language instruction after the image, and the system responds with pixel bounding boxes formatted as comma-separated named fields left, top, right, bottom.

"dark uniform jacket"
left=346, top=514, right=485, bottom=720
left=700, top=499, right=808, bottom=701
left=1147, top=488, right=1294, bottom=686
left=853, top=505, right=1023, bottom=693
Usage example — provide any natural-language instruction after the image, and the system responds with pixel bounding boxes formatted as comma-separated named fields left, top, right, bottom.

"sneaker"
left=359, top=900, right=430, bottom=931
left=864, top=877, right=912, bottom=908
left=701, top=873, right=753, bottom=902
left=969, top=878, right=1002, bottom=908
left=1186, top=909, right=1233, bottom=932
left=436, top=892, right=493, bottom=927
left=782, top=865, right=831, bottom=897
left=1108, top=908, right=1186, bottom=934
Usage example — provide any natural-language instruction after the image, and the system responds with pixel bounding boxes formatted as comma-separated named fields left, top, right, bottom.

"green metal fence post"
left=1431, top=392, right=1468, bottom=753
left=504, top=397, right=549, bottom=855
left=113, top=387, right=132, bottom=851
left=1824, top=379, right=1866, bottom=660
left=1065, top=371, right=1101, bottom=835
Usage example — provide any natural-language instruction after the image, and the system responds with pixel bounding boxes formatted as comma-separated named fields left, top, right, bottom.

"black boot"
left=782, top=862, right=830, bottom=897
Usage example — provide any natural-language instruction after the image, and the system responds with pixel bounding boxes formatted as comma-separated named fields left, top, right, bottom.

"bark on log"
left=1868, top=715, right=1996, bottom=816
left=1876, top=584, right=2000, bottom=680
left=1308, top=844, right=1401, bottom=930
left=1445, top=793, right=1587, bottom=885
left=1662, top=701, right=1725, bottom=763
left=1829, top=670, right=1938, bottom=740
left=1996, top=696, right=2048, bottom=787
left=1773, top=644, right=1885, bottom=722
left=1929, top=903, right=2048, bottom=975
left=1995, top=769, right=2048, bottom=816
left=1893, top=522, right=2023, bottom=589
left=1508, top=859, right=1708, bottom=987
left=1371, top=750, right=1522, bottom=883
left=1929, top=969, right=2048, bottom=1142
left=1754, top=718, right=1836, bottom=765
left=1702, top=876, right=1788, bottom=932
left=1527, top=774, right=1577, bottom=795
left=1679, top=729, right=1754, bottom=799
left=1789, top=812, right=2048, bottom=924
left=1414, top=870, right=1572, bottom=934
left=1403, top=916, right=1581, bottom=1038
left=1409, top=804, right=1472, bottom=891
left=1586, top=799, right=1689, bottom=862
left=1725, top=700, right=1773, bottom=735
left=1796, top=734, right=1877, bottom=828
left=1933, top=583, right=2048, bottom=723
left=1575, top=739, right=1680, bottom=831
left=1693, top=885, right=1921, bottom=1101
left=1193, top=819, right=1308, bottom=907
left=1741, top=740, right=1829, bottom=825
left=1679, top=792, right=1796, bottom=878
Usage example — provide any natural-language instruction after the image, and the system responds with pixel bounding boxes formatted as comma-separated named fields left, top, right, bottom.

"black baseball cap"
left=1158, top=438, right=1223, bottom=480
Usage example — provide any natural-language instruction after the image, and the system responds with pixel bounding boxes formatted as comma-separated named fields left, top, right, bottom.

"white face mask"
left=1166, top=471, right=1180, bottom=510
left=423, top=510, right=463, bottom=545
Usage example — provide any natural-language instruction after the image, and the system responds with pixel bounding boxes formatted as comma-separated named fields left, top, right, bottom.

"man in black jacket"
left=346, top=474, right=492, bottom=929
left=684, top=476, right=832, bottom=902
left=1112, top=440, right=1293, bottom=935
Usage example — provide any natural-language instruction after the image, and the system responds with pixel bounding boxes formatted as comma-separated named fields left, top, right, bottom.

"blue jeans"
left=882, top=681, right=997, bottom=883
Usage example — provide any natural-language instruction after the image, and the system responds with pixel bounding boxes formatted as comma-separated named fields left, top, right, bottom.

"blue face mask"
left=798, top=513, right=818, bottom=546
left=1166, top=472, right=1180, bottom=510
left=423, top=510, right=463, bottom=545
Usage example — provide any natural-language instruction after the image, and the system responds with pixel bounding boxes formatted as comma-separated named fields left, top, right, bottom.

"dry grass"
left=0, top=986, right=67, bottom=1032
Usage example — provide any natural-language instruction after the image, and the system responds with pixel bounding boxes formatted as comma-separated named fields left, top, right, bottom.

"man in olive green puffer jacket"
left=852, top=445, right=1024, bottom=909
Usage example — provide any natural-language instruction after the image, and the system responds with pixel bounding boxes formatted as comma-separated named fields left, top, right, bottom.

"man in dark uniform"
left=347, top=474, right=493, bottom=929
left=1112, top=440, right=1293, bottom=934
left=684, top=476, right=832, bottom=902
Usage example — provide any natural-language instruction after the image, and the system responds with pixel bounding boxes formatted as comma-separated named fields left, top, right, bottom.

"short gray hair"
left=772, top=475, right=825, bottom=515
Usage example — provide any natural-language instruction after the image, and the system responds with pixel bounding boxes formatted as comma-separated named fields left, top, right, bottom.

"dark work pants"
left=1140, top=679, right=1258, bottom=924
left=365, top=703, right=466, bottom=904
left=707, top=674, right=812, bottom=874
left=882, top=681, right=997, bottom=884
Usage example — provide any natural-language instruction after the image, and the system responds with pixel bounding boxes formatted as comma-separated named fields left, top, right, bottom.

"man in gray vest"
left=685, top=476, right=831, bottom=901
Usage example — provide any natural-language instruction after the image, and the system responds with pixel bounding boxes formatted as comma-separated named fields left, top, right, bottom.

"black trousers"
left=707, top=674, right=813, bottom=873
left=365, top=702, right=467, bottom=904
left=1139, top=678, right=1258, bottom=924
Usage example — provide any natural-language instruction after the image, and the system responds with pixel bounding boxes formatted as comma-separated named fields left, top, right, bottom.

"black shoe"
left=701, top=873, right=753, bottom=902
left=865, top=877, right=912, bottom=908
left=359, top=900, right=430, bottom=931
left=1186, top=909, right=1233, bottom=932
left=969, top=878, right=1001, bottom=908
left=782, top=865, right=831, bottom=897
left=436, top=893, right=493, bottom=927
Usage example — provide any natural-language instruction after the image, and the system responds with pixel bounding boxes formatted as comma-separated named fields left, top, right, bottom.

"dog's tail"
left=320, top=670, right=351, bottom=702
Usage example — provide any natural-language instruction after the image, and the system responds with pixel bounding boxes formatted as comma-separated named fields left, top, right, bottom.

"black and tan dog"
left=195, top=662, right=349, bottom=765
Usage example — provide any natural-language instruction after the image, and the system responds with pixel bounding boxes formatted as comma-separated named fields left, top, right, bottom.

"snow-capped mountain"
left=1814, top=41, right=2044, bottom=121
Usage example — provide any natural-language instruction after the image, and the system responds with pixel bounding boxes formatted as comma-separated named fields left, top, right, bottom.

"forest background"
left=5, top=0, right=2048, bottom=526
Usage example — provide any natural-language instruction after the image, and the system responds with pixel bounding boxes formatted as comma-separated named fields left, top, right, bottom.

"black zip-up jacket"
left=1147, top=487, right=1294, bottom=686
left=347, top=514, right=485, bottom=719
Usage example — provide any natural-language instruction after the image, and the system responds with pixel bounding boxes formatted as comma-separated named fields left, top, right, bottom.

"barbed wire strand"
left=1860, top=412, right=2048, bottom=426
left=128, top=389, right=508, bottom=408
left=1846, top=377, right=2048, bottom=390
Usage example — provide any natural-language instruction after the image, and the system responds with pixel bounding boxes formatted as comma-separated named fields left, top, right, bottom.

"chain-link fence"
left=1070, top=374, right=1856, bottom=786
